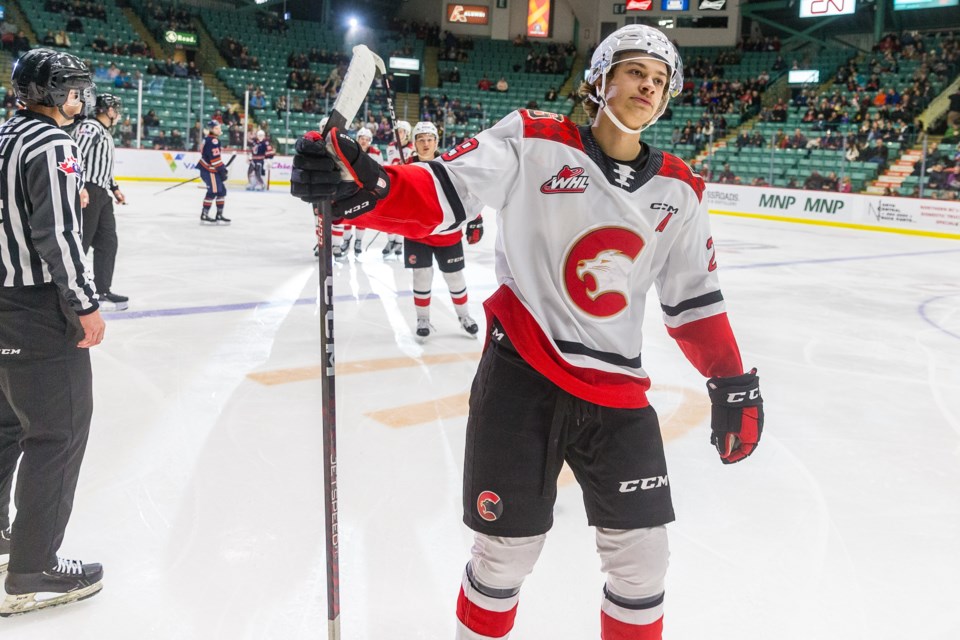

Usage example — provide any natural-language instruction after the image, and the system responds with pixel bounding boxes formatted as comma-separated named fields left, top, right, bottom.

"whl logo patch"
left=57, top=156, right=82, bottom=177
left=477, top=490, right=503, bottom=521
left=541, top=165, right=589, bottom=194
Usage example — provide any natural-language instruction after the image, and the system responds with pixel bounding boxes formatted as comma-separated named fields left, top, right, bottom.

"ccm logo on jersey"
left=477, top=490, right=503, bottom=521
left=541, top=165, right=590, bottom=194
left=652, top=203, right=679, bottom=232
left=0, top=348, right=22, bottom=355
left=619, top=475, right=669, bottom=493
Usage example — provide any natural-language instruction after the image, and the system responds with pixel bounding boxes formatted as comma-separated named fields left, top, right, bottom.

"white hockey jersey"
left=386, top=140, right=414, bottom=165
left=361, top=109, right=743, bottom=408
left=366, top=145, right=384, bottom=166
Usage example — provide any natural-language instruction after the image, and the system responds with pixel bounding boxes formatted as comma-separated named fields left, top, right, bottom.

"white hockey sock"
left=413, top=267, right=433, bottom=319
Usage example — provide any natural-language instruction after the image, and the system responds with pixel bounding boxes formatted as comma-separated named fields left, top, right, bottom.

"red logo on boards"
left=477, top=491, right=503, bottom=521
left=541, top=165, right=590, bottom=194
left=562, top=227, right=645, bottom=318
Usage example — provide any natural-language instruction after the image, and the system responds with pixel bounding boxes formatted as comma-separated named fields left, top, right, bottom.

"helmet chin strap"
left=589, top=72, right=647, bottom=135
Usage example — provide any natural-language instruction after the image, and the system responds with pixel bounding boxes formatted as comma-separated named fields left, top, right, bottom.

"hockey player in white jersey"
left=404, top=121, right=481, bottom=339
left=381, top=120, right=413, bottom=257
left=292, top=24, right=764, bottom=640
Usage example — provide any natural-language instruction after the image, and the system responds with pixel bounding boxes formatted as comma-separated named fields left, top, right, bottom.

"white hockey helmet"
left=356, top=127, right=373, bottom=140
left=587, top=25, right=684, bottom=134
left=413, top=121, right=438, bottom=140
left=396, top=120, right=412, bottom=134
left=256, top=129, right=265, bottom=140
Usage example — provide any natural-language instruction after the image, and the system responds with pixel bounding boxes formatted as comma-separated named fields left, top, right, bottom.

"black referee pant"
left=0, top=285, right=93, bottom=574
left=82, top=183, right=118, bottom=295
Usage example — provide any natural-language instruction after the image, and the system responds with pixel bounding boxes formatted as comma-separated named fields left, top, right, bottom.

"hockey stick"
left=313, top=44, right=385, bottom=640
left=153, top=153, right=237, bottom=195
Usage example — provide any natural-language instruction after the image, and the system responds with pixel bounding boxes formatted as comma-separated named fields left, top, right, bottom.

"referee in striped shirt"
left=0, top=49, right=106, bottom=613
left=72, top=93, right=128, bottom=311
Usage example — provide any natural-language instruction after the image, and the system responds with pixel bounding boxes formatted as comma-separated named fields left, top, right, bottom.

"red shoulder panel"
left=519, top=109, right=584, bottom=152
left=658, top=153, right=705, bottom=202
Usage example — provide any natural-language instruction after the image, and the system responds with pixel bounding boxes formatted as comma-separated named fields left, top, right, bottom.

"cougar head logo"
left=576, top=250, right=634, bottom=302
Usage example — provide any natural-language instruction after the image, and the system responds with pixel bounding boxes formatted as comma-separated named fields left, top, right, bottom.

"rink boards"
left=113, top=148, right=960, bottom=239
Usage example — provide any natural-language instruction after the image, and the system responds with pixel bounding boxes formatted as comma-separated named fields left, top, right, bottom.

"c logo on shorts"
left=477, top=490, right=503, bottom=521
left=562, top=226, right=645, bottom=319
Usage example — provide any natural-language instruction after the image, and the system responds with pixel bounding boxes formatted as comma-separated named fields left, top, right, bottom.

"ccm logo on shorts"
left=477, top=490, right=503, bottom=521
left=618, top=475, right=669, bottom=493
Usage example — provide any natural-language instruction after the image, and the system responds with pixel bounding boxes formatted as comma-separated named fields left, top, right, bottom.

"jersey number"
left=441, top=138, right=478, bottom=162
left=706, top=237, right=717, bottom=272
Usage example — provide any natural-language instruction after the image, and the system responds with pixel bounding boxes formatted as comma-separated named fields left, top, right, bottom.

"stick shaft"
left=317, top=201, right=340, bottom=636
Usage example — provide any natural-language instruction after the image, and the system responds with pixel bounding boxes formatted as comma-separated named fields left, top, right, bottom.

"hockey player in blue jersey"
left=198, top=120, right=229, bottom=224
left=246, top=129, right=274, bottom=191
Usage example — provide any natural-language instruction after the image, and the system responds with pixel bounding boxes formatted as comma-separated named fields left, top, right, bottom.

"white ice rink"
left=3, top=181, right=960, bottom=639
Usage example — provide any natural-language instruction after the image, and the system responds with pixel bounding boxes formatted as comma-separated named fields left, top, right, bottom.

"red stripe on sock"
left=414, top=297, right=431, bottom=307
left=451, top=294, right=468, bottom=305
left=601, top=612, right=663, bottom=640
left=457, top=586, right=518, bottom=639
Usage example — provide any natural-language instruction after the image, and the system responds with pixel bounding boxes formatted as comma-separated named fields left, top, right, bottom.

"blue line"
left=103, top=248, right=960, bottom=320
left=917, top=294, right=960, bottom=341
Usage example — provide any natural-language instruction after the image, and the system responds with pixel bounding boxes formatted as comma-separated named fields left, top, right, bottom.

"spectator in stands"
left=114, top=117, right=131, bottom=147
left=544, top=87, right=558, bottom=102
left=66, top=16, right=83, bottom=34
left=54, top=30, right=72, bottom=48
left=735, top=131, right=751, bottom=150
left=153, top=131, right=168, bottom=151
left=170, top=130, right=185, bottom=150
left=864, top=139, right=889, bottom=168
left=822, top=171, right=839, bottom=191
left=477, top=75, right=491, bottom=91
left=718, top=163, right=736, bottom=184
left=948, top=89, right=960, bottom=130
left=787, top=128, right=808, bottom=150
left=838, top=176, right=853, bottom=193
left=804, top=171, right=824, bottom=190
left=42, top=30, right=56, bottom=46
left=142, top=110, right=160, bottom=138
left=495, top=77, right=509, bottom=93
left=751, top=176, right=769, bottom=187
left=189, top=121, right=203, bottom=151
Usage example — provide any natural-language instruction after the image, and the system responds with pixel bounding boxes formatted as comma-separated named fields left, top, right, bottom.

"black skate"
left=394, top=241, right=402, bottom=256
left=1, top=557, right=103, bottom=617
left=459, top=315, right=479, bottom=337
left=200, top=212, right=217, bottom=225
left=313, top=244, right=320, bottom=257
left=215, top=213, right=231, bottom=224
left=0, top=528, right=10, bottom=575
left=333, top=243, right=345, bottom=259
left=354, top=238, right=363, bottom=256
left=382, top=241, right=393, bottom=256
left=97, top=290, right=129, bottom=312
left=415, top=318, right=433, bottom=340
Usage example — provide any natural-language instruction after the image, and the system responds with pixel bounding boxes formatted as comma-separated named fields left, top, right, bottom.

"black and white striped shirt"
left=72, top=117, right=118, bottom=192
left=0, top=110, right=98, bottom=313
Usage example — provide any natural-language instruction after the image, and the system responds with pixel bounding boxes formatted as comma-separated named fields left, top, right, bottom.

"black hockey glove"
left=466, top=216, right=484, bottom=244
left=292, top=129, right=390, bottom=220
left=217, top=166, right=228, bottom=180
left=706, top=368, right=763, bottom=465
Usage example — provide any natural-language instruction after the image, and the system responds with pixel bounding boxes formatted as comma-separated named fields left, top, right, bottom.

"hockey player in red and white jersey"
left=381, top=120, right=413, bottom=257
left=292, top=24, right=764, bottom=640
left=404, top=121, right=481, bottom=339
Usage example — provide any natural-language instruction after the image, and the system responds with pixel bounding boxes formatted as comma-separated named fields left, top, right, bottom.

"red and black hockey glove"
left=291, top=129, right=390, bottom=220
left=465, top=216, right=483, bottom=244
left=706, top=368, right=763, bottom=464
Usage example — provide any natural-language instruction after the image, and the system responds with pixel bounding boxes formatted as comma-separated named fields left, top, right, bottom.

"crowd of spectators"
left=220, top=37, right=261, bottom=70
left=44, top=0, right=106, bottom=21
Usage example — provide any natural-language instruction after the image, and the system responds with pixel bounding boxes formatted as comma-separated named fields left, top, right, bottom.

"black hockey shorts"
left=462, top=339, right=675, bottom=537
left=403, top=238, right=465, bottom=273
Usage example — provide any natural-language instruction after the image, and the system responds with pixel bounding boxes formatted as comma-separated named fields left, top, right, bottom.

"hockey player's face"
left=357, top=135, right=372, bottom=151
left=603, top=58, right=668, bottom=129
left=415, top=134, right=437, bottom=159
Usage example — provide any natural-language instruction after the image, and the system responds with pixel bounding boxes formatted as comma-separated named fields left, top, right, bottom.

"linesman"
left=0, top=48, right=105, bottom=616
left=72, top=93, right=129, bottom=311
